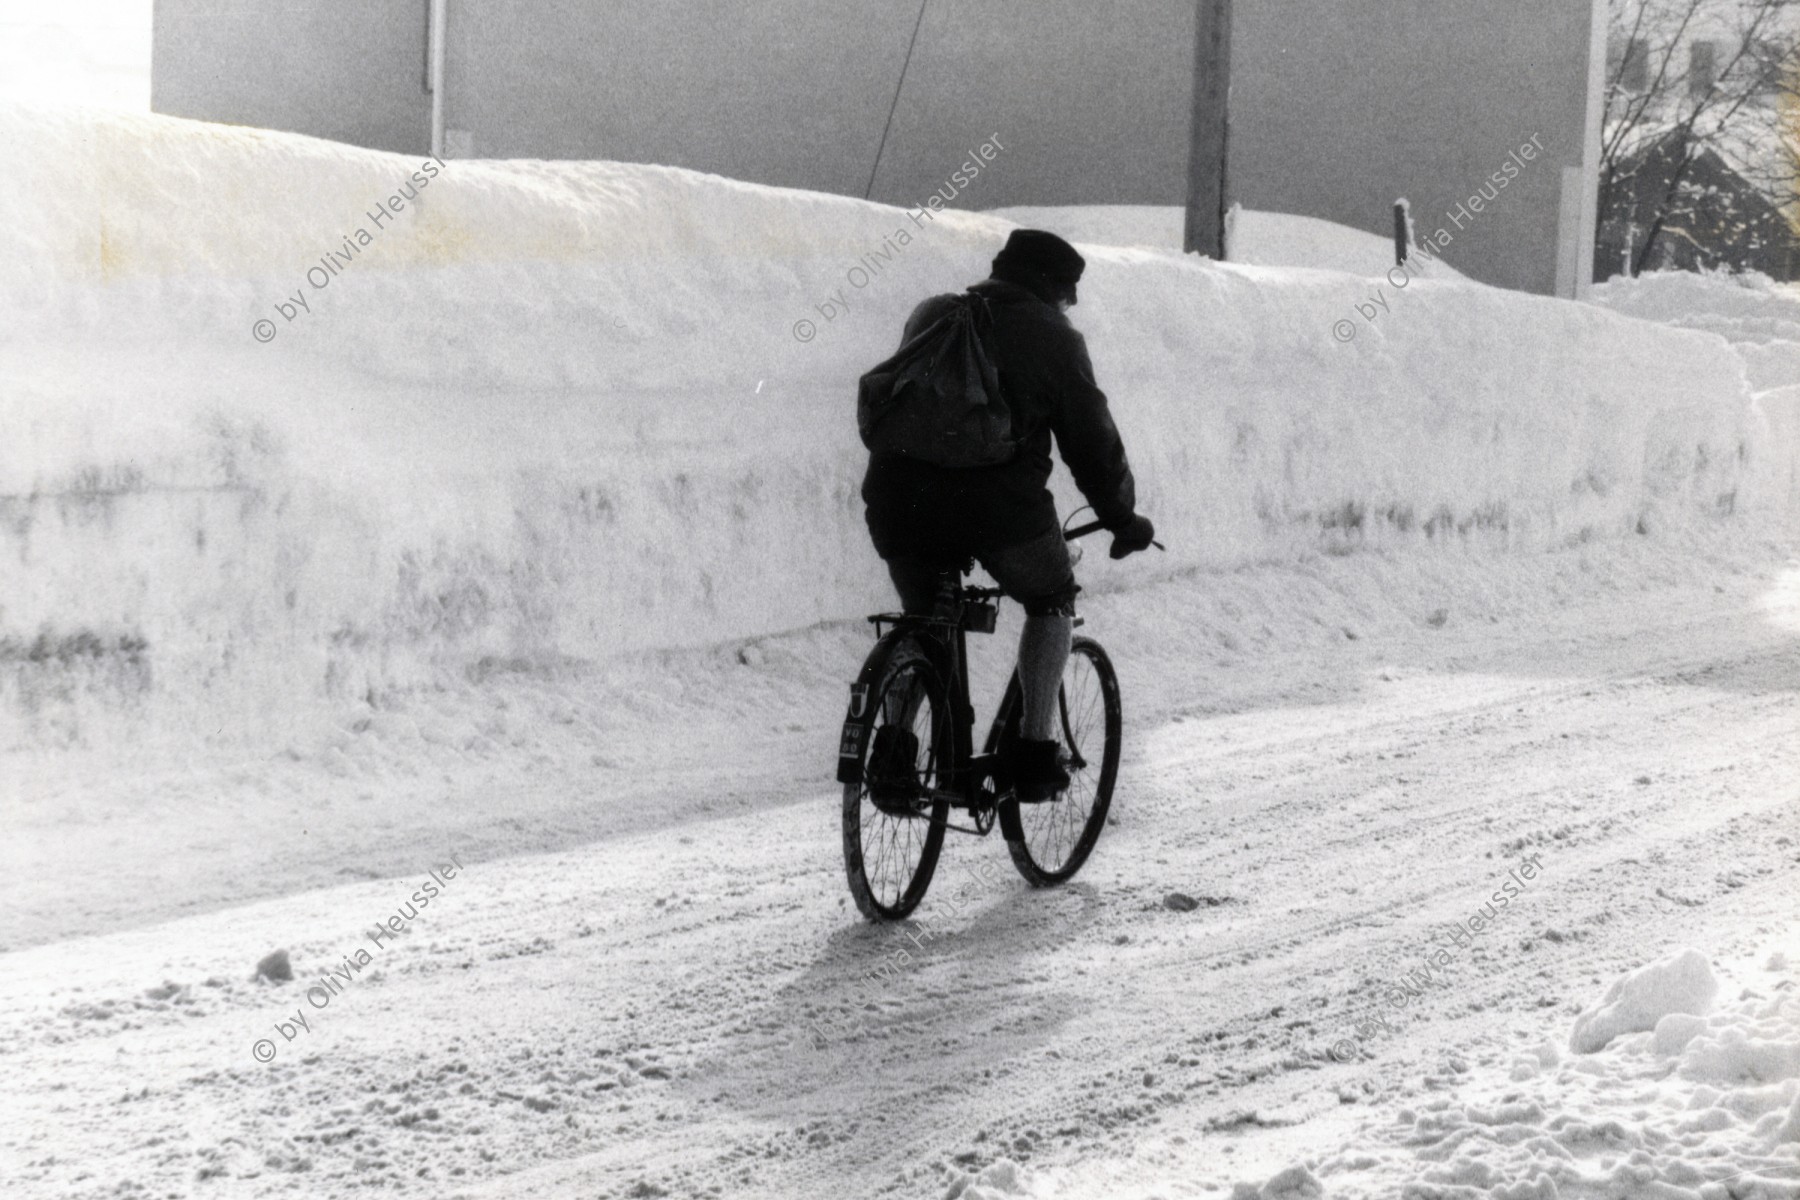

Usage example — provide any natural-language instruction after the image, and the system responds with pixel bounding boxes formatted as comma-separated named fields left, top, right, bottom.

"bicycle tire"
left=841, top=630, right=954, bottom=920
left=994, top=635, right=1122, bottom=886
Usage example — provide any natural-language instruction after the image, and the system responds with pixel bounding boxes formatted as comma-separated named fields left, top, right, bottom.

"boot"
left=1001, top=732, right=1070, bottom=803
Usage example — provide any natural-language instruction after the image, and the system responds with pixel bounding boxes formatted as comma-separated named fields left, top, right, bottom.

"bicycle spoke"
left=851, top=659, right=950, bottom=913
left=1011, top=641, right=1115, bottom=879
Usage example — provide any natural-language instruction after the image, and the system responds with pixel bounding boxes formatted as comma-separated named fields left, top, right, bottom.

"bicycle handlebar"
left=1063, top=517, right=1165, bottom=551
left=1062, top=519, right=1108, bottom=541
left=927, top=516, right=1160, bottom=610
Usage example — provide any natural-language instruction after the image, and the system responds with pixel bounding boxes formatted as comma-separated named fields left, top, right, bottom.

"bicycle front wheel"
left=842, top=632, right=953, bottom=920
left=997, top=635, right=1121, bottom=886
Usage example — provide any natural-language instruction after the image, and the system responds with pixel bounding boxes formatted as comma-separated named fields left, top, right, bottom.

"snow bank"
left=1592, top=272, right=1800, bottom=524
left=985, top=203, right=1467, bottom=280
left=985, top=204, right=1190, bottom=254
left=0, top=105, right=1777, bottom=749
left=1590, top=271, right=1800, bottom=343
left=1593, top=271, right=1800, bottom=395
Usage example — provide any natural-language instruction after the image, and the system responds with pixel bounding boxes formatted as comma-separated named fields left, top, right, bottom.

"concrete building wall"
left=1229, top=0, right=1604, bottom=295
left=864, top=0, right=1195, bottom=209
left=151, top=0, right=429, bottom=154
left=151, top=0, right=1604, bottom=295
left=432, top=0, right=1194, bottom=209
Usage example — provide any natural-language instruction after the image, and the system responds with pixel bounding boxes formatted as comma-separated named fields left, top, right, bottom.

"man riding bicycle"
left=860, top=229, right=1156, bottom=803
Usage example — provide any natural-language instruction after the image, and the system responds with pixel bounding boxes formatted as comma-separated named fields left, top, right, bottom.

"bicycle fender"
left=835, top=681, right=873, bottom=784
left=836, top=627, right=951, bottom=787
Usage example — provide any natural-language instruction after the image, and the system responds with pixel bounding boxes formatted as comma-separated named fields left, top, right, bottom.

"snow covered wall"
left=0, top=106, right=1785, bottom=749
left=1593, top=271, right=1800, bottom=527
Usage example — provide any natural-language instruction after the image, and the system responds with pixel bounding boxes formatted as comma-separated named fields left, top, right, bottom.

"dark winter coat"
left=861, top=278, right=1137, bottom=560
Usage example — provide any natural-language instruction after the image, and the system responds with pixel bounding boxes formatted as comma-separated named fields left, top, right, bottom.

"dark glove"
left=1108, top=514, right=1156, bottom=559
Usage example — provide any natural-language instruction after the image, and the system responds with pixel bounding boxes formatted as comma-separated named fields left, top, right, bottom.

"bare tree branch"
left=1598, top=0, right=1800, bottom=276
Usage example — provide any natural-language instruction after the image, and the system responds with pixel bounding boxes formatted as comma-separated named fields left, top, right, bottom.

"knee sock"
left=1017, top=613, right=1073, bottom=741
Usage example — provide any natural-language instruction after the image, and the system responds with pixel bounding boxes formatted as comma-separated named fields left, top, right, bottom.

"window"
left=1616, top=36, right=1650, bottom=92
left=1689, top=40, right=1718, bottom=100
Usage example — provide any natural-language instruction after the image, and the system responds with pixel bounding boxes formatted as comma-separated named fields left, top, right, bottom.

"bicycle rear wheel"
left=842, top=632, right=953, bottom=920
left=996, top=636, right=1121, bottom=886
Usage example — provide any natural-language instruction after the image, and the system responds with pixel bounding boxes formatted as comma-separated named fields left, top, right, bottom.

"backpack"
left=856, top=291, right=1016, bottom=469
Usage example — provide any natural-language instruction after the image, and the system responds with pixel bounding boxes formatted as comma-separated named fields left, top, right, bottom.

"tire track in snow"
left=8, top=550, right=1800, bottom=1200
left=610, top=601, right=1800, bottom=1197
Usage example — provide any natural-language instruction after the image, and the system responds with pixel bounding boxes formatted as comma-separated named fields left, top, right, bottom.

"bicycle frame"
left=863, top=574, right=1005, bottom=819
left=840, top=514, right=1141, bottom=914
left=838, top=516, right=1123, bottom=829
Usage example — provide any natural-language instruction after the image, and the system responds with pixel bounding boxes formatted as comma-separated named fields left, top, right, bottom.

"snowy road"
left=4, top=532, right=1799, bottom=1199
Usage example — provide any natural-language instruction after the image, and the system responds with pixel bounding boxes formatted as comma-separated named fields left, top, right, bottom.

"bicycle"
left=835, top=515, right=1128, bottom=921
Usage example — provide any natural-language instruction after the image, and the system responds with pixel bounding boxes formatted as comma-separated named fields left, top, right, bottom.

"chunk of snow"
left=1772, top=1093, right=1800, bottom=1146
left=1234, top=1164, right=1324, bottom=1200
left=1679, top=1024, right=1800, bottom=1085
left=1571, top=948, right=1718, bottom=1054
left=944, top=1158, right=1033, bottom=1199
left=1655, top=1012, right=1712, bottom=1057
